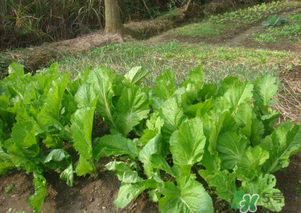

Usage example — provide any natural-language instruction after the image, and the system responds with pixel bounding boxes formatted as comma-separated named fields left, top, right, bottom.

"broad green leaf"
left=155, top=70, right=176, bottom=100
left=253, top=75, right=278, bottom=114
left=262, top=124, right=301, bottom=173
left=216, top=81, right=253, bottom=114
left=208, top=111, right=228, bottom=155
left=94, top=134, right=139, bottom=159
left=124, top=66, right=149, bottom=85
left=106, top=161, right=144, bottom=183
left=8, top=62, right=24, bottom=77
left=160, top=96, right=187, bottom=140
left=114, top=182, right=146, bottom=208
left=0, top=147, right=13, bottom=174
left=159, top=175, right=214, bottom=213
left=28, top=172, right=47, bottom=213
left=186, top=98, right=213, bottom=118
left=37, top=73, right=70, bottom=133
left=115, top=87, right=149, bottom=136
left=241, top=174, right=284, bottom=212
left=44, top=149, right=71, bottom=170
left=74, top=83, right=98, bottom=108
left=235, top=146, right=269, bottom=180
left=139, top=134, right=163, bottom=177
left=170, top=118, right=206, bottom=175
left=181, top=66, right=203, bottom=90
left=217, top=131, right=249, bottom=170
left=71, top=84, right=98, bottom=176
left=75, top=156, right=95, bottom=176
left=60, top=163, right=74, bottom=187
left=204, top=170, right=237, bottom=203
left=87, top=66, right=117, bottom=128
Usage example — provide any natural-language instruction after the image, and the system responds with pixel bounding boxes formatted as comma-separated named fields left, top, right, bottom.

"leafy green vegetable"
left=262, top=15, right=287, bottom=28
left=1, top=63, right=301, bottom=213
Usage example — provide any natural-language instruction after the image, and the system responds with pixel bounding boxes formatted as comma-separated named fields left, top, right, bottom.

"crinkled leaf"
left=106, top=161, right=144, bottom=183
left=170, top=118, right=206, bottom=175
left=115, top=87, right=149, bottom=136
left=262, top=123, right=301, bottom=173
left=155, top=70, right=176, bottom=100
left=44, top=149, right=71, bottom=170
left=87, top=66, right=117, bottom=128
left=217, top=131, right=249, bottom=170
left=94, top=134, right=139, bottom=159
left=28, top=172, right=47, bottom=213
left=160, top=96, right=187, bottom=140
left=204, top=170, right=237, bottom=203
left=253, top=75, right=278, bottom=114
left=241, top=174, right=284, bottom=212
left=114, top=182, right=146, bottom=208
left=71, top=84, right=98, bottom=176
left=37, top=73, right=69, bottom=132
left=60, top=163, right=74, bottom=187
left=159, top=175, right=213, bottom=213
left=124, top=66, right=149, bottom=85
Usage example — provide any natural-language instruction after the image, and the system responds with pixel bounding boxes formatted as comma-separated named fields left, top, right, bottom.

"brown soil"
left=1, top=6, right=301, bottom=213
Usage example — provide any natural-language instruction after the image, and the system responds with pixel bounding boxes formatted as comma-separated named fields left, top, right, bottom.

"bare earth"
left=1, top=10, right=301, bottom=213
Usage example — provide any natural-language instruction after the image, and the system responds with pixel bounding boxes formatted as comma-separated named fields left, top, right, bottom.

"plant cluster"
left=253, top=9, right=301, bottom=43
left=1, top=63, right=301, bottom=212
left=209, top=1, right=300, bottom=25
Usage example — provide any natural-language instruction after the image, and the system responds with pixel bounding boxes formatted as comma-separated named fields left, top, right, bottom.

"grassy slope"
left=56, top=1, right=301, bottom=88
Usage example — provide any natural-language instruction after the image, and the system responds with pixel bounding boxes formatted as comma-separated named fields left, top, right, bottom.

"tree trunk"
left=104, top=0, right=123, bottom=34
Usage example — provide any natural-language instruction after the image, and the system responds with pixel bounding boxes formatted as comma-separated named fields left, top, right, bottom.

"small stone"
left=102, top=206, right=106, bottom=209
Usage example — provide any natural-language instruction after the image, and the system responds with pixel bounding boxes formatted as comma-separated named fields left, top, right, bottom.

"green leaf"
left=155, top=70, right=176, bottom=100
left=60, top=163, right=74, bottom=187
left=106, top=161, right=144, bottom=183
left=160, top=96, right=187, bottom=140
left=204, top=170, right=237, bottom=203
left=181, top=66, right=203, bottom=90
left=28, top=172, right=47, bottom=213
left=262, top=123, right=301, bottom=173
left=241, top=174, right=284, bottom=212
left=71, top=84, right=98, bottom=176
left=253, top=75, right=278, bottom=114
left=170, top=118, right=206, bottom=175
left=37, top=73, right=70, bottom=133
left=115, top=86, right=149, bottom=136
left=8, top=62, right=24, bottom=77
left=124, top=66, right=149, bottom=85
left=217, top=131, right=249, bottom=170
left=0, top=147, right=13, bottom=174
left=94, top=134, right=139, bottom=159
left=87, top=66, right=117, bottom=128
left=235, top=146, right=269, bottom=180
left=114, top=182, right=146, bottom=208
left=159, top=175, right=213, bottom=213
left=44, top=149, right=71, bottom=170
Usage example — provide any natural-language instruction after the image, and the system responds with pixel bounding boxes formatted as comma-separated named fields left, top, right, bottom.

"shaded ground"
left=1, top=6, right=301, bottom=213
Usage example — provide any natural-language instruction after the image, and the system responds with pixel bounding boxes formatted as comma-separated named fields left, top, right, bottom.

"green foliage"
left=209, top=1, right=299, bottom=25
left=253, top=9, right=301, bottom=43
left=262, top=15, right=286, bottom=28
left=1, top=63, right=301, bottom=213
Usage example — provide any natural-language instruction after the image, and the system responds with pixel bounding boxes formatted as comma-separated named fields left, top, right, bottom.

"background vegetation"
left=1, top=0, right=275, bottom=49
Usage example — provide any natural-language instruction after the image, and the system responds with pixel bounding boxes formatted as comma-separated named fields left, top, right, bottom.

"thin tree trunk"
left=183, top=0, right=193, bottom=13
left=104, top=0, right=123, bottom=34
